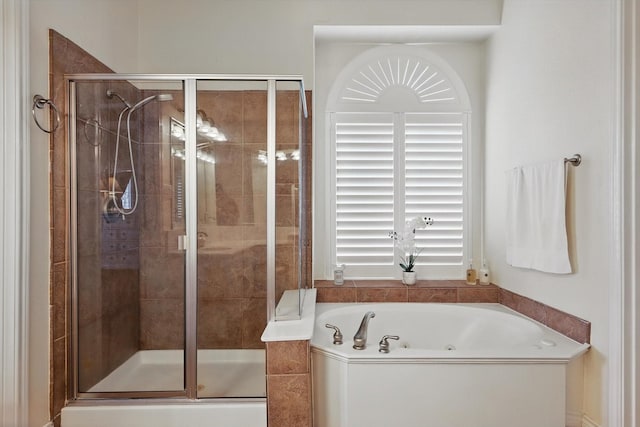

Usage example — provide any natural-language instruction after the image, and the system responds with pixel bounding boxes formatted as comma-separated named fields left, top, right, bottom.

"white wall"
left=484, top=0, right=614, bottom=423
left=136, top=0, right=502, bottom=81
left=29, top=1, right=139, bottom=425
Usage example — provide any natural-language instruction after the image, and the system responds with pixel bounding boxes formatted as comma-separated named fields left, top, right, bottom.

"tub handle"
left=325, top=324, right=343, bottom=345
left=378, top=335, right=400, bottom=353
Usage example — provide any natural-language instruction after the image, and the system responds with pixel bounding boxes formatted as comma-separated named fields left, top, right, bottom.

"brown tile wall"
left=315, top=279, right=500, bottom=304
left=266, top=341, right=312, bottom=427
left=499, top=288, right=591, bottom=344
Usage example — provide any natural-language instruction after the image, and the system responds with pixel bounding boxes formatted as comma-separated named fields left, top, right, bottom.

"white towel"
left=506, top=159, right=572, bottom=274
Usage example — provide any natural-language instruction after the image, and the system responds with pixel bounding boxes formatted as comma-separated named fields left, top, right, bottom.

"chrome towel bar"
left=564, top=154, right=581, bottom=166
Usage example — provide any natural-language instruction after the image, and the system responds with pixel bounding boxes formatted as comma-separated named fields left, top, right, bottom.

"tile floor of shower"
left=89, top=349, right=266, bottom=397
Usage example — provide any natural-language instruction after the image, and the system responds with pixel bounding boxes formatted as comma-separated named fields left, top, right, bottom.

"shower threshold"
left=88, top=349, right=266, bottom=397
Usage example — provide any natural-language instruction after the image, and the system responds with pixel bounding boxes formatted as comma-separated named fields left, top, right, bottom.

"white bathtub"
left=62, top=349, right=266, bottom=427
left=311, top=303, right=589, bottom=427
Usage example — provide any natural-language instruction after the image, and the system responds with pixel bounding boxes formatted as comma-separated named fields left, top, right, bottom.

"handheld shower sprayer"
left=106, top=91, right=174, bottom=220
left=129, top=93, right=174, bottom=112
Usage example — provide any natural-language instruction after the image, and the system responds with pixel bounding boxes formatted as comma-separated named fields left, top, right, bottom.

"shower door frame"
left=67, top=74, right=307, bottom=401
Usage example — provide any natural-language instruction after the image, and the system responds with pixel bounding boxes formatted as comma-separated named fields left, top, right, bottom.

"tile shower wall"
left=137, top=91, right=186, bottom=350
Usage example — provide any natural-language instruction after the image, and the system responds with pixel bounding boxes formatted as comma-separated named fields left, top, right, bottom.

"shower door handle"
left=178, top=235, right=187, bottom=251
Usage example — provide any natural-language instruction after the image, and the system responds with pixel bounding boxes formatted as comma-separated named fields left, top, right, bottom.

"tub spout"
left=353, top=311, right=375, bottom=350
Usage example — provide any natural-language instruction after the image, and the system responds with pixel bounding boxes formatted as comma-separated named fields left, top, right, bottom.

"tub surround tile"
left=415, top=279, right=469, bottom=288
left=499, top=288, right=548, bottom=325
left=457, top=286, right=500, bottom=303
left=545, top=305, right=591, bottom=344
left=408, top=287, right=457, bottom=303
left=500, top=288, right=591, bottom=344
left=354, top=279, right=405, bottom=288
left=314, top=279, right=355, bottom=287
left=312, top=280, right=589, bottom=343
left=314, top=280, right=500, bottom=304
left=356, top=286, right=407, bottom=303
left=316, top=286, right=358, bottom=303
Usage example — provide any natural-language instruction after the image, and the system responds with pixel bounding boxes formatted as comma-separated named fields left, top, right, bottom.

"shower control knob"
left=325, top=324, right=343, bottom=345
left=378, top=335, right=400, bottom=353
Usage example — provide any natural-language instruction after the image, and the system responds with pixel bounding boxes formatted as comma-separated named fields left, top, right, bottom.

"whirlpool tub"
left=311, top=303, right=589, bottom=427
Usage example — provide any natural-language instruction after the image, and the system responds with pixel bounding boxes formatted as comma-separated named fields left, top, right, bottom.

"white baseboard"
left=582, top=414, right=600, bottom=427
left=566, top=411, right=583, bottom=427
left=42, top=422, right=54, bottom=427
left=566, top=411, right=601, bottom=427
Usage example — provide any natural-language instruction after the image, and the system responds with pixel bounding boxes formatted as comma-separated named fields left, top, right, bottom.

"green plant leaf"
left=399, top=262, right=413, bottom=272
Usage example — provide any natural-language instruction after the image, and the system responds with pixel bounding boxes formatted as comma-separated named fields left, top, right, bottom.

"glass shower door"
left=72, top=78, right=188, bottom=395
left=194, top=80, right=268, bottom=398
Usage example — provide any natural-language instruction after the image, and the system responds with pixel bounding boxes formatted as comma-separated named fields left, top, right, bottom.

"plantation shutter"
left=405, top=113, right=464, bottom=267
left=334, top=113, right=395, bottom=267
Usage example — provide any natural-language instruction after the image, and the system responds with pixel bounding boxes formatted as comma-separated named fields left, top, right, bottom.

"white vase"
left=402, top=271, right=417, bottom=285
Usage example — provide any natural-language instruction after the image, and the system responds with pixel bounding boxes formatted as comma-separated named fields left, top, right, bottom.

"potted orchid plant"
left=389, top=216, right=434, bottom=285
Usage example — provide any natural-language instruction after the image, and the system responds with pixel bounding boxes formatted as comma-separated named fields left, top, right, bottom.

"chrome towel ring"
left=32, top=94, right=61, bottom=133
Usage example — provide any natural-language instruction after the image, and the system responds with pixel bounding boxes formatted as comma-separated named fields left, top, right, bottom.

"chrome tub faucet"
left=352, top=311, right=375, bottom=350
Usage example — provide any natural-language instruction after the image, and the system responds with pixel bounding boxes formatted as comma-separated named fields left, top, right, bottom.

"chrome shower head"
left=106, top=90, right=132, bottom=109
left=130, top=93, right=174, bottom=111
left=155, top=94, right=173, bottom=102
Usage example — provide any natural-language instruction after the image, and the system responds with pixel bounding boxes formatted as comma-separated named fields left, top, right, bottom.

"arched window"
left=326, top=45, right=472, bottom=279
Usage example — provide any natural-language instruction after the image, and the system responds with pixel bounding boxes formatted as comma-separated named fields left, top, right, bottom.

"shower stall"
left=66, top=75, right=309, bottom=405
